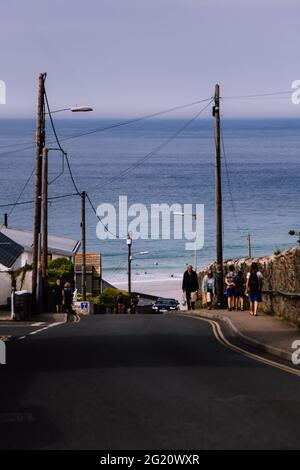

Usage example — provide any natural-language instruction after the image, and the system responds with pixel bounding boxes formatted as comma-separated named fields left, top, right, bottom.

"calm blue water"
left=0, top=117, right=299, bottom=281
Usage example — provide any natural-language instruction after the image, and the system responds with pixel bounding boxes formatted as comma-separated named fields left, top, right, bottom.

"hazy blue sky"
left=0, top=0, right=299, bottom=117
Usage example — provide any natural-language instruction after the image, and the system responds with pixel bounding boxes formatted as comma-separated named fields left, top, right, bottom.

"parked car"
left=151, top=297, right=179, bottom=313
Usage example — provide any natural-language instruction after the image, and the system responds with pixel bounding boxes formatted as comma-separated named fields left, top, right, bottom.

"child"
left=225, top=265, right=236, bottom=311
left=234, top=271, right=245, bottom=311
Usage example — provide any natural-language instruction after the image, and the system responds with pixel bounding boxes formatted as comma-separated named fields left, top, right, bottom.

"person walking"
left=202, top=270, right=215, bottom=310
left=63, top=282, right=76, bottom=321
left=245, top=262, right=263, bottom=316
left=53, top=278, right=63, bottom=313
left=116, top=292, right=125, bottom=314
left=225, top=264, right=236, bottom=311
left=234, top=270, right=245, bottom=311
left=182, top=264, right=199, bottom=310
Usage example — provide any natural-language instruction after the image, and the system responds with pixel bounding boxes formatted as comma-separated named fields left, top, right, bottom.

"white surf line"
left=178, top=313, right=300, bottom=378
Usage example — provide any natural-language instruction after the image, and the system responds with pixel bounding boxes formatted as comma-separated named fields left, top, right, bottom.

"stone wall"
left=197, top=247, right=300, bottom=326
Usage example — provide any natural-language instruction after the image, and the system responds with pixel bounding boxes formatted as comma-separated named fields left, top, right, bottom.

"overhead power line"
left=92, top=99, right=214, bottom=191
left=223, top=90, right=291, bottom=99
left=85, top=99, right=213, bottom=238
left=0, top=97, right=212, bottom=154
left=86, top=192, right=120, bottom=239
left=220, top=122, right=250, bottom=235
left=0, top=192, right=79, bottom=209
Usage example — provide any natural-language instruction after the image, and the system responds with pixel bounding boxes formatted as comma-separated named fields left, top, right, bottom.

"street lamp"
left=127, top=233, right=150, bottom=294
left=32, top=72, right=94, bottom=314
left=174, top=212, right=198, bottom=272
left=46, top=106, right=93, bottom=114
left=127, top=234, right=132, bottom=294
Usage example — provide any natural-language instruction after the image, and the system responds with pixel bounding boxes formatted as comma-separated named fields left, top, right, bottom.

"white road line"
left=179, top=313, right=300, bottom=378
left=5, top=317, right=80, bottom=343
left=28, top=322, right=64, bottom=336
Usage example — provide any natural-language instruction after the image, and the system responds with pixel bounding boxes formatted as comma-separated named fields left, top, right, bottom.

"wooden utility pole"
left=32, top=73, right=46, bottom=314
left=42, top=148, right=48, bottom=308
left=81, top=191, right=87, bottom=301
left=247, top=232, right=252, bottom=258
left=127, top=233, right=132, bottom=294
left=213, top=84, right=224, bottom=306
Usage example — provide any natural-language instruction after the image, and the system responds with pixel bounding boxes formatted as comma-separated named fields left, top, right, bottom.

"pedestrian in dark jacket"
left=53, top=279, right=63, bottom=313
left=182, top=264, right=199, bottom=310
left=245, top=262, right=263, bottom=316
left=234, top=271, right=245, bottom=311
left=63, top=282, right=75, bottom=321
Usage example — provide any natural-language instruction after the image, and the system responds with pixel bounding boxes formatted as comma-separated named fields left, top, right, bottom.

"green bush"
left=48, top=257, right=74, bottom=287
left=76, top=292, right=94, bottom=302
left=96, top=288, right=129, bottom=308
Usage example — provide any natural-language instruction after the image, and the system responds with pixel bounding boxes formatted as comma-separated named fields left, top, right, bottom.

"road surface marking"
left=0, top=323, right=46, bottom=327
left=0, top=335, right=11, bottom=342
left=0, top=412, right=34, bottom=423
left=180, top=313, right=300, bottom=378
left=27, top=321, right=64, bottom=336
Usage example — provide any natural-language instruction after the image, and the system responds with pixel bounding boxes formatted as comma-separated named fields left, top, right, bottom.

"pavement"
left=0, top=314, right=300, bottom=450
left=179, top=308, right=300, bottom=363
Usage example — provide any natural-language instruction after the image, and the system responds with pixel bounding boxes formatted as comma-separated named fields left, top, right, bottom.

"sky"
left=0, top=0, right=300, bottom=118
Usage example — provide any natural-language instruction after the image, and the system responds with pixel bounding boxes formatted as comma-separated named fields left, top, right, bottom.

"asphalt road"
left=0, top=314, right=299, bottom=450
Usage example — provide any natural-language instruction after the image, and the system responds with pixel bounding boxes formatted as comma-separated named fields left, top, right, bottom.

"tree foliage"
left=48, top=257, right=74, bottom=286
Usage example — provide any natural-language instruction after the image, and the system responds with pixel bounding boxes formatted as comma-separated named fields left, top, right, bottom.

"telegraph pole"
left=81, top=191, right=87, bottom=301
left=213, top=84, right=224, bottom=306
left=42, top=147, right=48, bottom=310
left=247, top=232, right=252, bottom=258
left=127, top=233, right=132, bottom=294
left=32, top=72, right=46, bottom=314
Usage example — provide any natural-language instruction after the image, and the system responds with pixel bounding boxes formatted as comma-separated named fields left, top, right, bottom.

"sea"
left=0, top=116, right=299, bottom=284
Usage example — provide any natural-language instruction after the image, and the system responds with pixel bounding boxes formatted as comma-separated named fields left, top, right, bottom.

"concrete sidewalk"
left=0, top=310, right=67, bottom=323
left=178, top=308, right=300, bottom=362
left=0, top=310, right=12, bottom=321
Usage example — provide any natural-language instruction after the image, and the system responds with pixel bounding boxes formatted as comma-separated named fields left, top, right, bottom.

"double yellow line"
left=184, top=314, right=300, bottom=378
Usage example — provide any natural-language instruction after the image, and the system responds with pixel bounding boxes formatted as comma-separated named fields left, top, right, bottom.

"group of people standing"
left=183, top=262, right=263, bottom=316
left=116, top=292, right=139, bottom=314
left=224, top=262, right=263, bottom=316
left=53, top=279, right=76, bottom=320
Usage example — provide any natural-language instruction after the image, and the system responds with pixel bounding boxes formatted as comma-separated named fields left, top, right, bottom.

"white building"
left=0, top=227, right=80, bottom=306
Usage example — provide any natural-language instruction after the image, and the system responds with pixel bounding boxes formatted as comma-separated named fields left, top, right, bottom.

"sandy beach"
left=114, top=276, right=182, bottom=301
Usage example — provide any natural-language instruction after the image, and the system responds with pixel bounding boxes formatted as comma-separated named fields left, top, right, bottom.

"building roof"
left=75, top=253, right=101, bottom=275
left=0, top=227, right=80, bottom=257
left=0, top=232, right=24, bottom=268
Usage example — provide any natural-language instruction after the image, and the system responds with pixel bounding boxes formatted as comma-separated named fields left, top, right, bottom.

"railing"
left=263, top=290, right=300, bottom=299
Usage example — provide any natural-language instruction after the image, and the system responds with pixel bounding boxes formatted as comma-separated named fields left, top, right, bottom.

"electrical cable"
left=223, top=90, right=291, bottom=99
left=85, top=100, right=213, bottom=238
left=0, top=97, right=213, bottom=154
left=92, top=99, right=214, bottom=191
left=220, top=122, right=245, bottom=234
left=85, top=192, right=120, bottom=239
left=0, top=192, right=79, bottom=209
